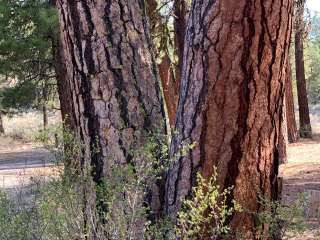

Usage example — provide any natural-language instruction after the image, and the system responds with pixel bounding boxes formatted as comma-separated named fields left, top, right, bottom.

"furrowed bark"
left=55, top=0, right=168, bottom=234
left=165, top=0, right=293, bottom=238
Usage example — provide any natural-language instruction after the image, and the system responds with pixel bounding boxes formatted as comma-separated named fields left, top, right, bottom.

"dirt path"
left=281, top=135, right=320, bottom=239
left=0, top=137, right=53, bottom=189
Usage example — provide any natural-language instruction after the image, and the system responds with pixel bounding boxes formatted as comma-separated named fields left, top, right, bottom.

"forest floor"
left=281, top=135, right=320, bottom=239
left=280, top=110, right=320, bottom=239
left=0, top=136, right=55, bottom=198
left=1, top=111, right=320, bottom=239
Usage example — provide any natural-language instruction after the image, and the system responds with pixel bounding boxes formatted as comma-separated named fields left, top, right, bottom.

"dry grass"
left=2, top=111, right=60, bottom=141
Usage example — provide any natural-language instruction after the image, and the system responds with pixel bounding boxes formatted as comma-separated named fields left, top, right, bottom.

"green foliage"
left=0, top=81, right=37, bottom=110
left=0, top=125, right=316, bottom=240
left=0, top=0, right=59, bottom=112
left=256, top=193, right=308, bottom=240
left=35, top=124, right=174, bottom=239
left=305, top=12, right=320, bottom=104
left=176, top=168, right=242, bottom=240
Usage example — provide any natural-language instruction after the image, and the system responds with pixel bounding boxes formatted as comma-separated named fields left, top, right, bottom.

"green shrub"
left=176, top=167, right=242, bottom=240
left=256, top=193, right=308, bottom=240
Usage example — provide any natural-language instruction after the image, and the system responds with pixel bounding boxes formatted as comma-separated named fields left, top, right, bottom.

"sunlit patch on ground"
left=280, top=110, right=320, bottom=239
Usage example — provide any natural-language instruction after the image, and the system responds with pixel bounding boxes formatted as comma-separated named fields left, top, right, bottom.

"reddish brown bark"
left=173, top=0, right=187, bottom=92
left=158, top=54, right=179, bottom=126
left=165, top=0, right=293, bottom=238
left=294, top=2, right=312, bottom=138
left=285, top=59, right=299, bottom=143
left=146, top=0, right=187, bottom=126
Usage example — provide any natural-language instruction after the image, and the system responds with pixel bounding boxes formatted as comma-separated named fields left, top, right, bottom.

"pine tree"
left=165, top=0, right=293, bottom=238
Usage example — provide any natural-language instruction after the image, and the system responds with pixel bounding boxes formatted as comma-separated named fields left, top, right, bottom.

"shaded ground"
left=281, top=134, right=320, bottom=239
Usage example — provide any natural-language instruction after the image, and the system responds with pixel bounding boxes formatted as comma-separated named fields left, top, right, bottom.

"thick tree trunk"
left=295, top=2, right=312, bottom=138
left=56, top=0, right=167, bottom=222
left=165, top=0, right=293, bottom=238
left=50, top=0, right=76, bottom=129
left=285, top=58, right=299, bottom=143
left=52, top=37, right=75, bottom=129
left=0, top=113, right=4, bottom=135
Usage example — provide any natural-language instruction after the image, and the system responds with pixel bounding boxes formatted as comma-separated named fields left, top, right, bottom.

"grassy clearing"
left=2, top=111, right=60, bottom=142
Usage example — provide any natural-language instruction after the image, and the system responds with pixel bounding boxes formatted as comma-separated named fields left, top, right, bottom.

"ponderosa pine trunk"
left=285, top=58, right=298, bottom=143
left=165, top=0, right=293, bottom=238
left=294, top=1, right=312, bottom=138
left=50, top=0, right=76, bottom=129
left=56, top=0, right=167, bottom=220
left=52, top=36, right=75, bottom=129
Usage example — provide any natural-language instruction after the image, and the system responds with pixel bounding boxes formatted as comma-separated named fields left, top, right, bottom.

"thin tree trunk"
left=173, top=0, right=187, bottom=92
left=158, top=55, right=178, bottom=126
left=0, top=113, right=4, bottom=135
left=279, top=98, right=288, bottom=164
left=295, top=2, right=312, bottom=138
left=146, top=0, right=187, bottom=126
left=285, top=58, right=299, bottom=143
left=43, top=104, right=48, bottom=130
left=165, top=0, right=293, bottom=238
left=56, top=0, right=168, bottom=233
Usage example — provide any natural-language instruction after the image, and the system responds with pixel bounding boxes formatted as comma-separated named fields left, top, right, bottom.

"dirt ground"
left=280, top=135, right=320, bottom=239
left=0, top=136, right=54, bottom=189
left=1, top=118, right=320, bottom=239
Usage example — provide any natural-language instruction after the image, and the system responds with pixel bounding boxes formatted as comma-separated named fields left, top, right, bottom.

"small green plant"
left=176, top=167, right=242, bottom=240
left=256, top=193, right=308, bottom=240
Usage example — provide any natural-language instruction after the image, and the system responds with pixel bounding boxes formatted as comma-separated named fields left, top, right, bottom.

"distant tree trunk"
left=42, top=79, right=49, bottom=130
left=279, top=98, right=288, bottom=164
left=173, top=0, right=187, bottom=91
left=146, top=0, right=177, bottom=126
left=165, top=0, right=293, bottom=238
left=0, top=113, right=4, bottom=135
left=43, top=104, right=48, bottom=130
left=146, top=0, right=187, bottom=126
left=56, top=0, right=167, bottom=226
left=158, top=55, right=178, bottom=126
left=295, top=1, right=312, bottom=138
left=285, top=58, right=299, bottom=143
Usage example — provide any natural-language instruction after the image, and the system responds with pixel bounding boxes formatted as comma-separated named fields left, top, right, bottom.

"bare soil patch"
left=280, top=134, right=320, bottom=239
